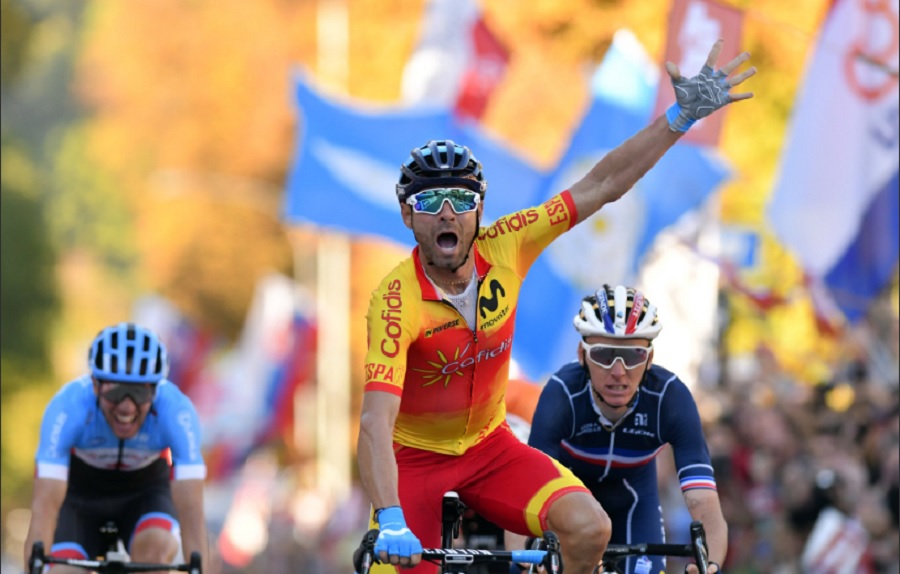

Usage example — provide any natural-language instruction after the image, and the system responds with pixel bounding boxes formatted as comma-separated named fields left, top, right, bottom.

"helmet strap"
left=449, top=212, right=480, bottom=274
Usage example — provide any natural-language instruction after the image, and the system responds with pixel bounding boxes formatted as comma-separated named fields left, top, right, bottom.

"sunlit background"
left=2, top=0, right=898, bottom=572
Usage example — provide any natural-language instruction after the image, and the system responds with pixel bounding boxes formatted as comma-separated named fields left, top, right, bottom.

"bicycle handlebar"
left=353, top=520, right=710, bottom=574
left=353, top=529, right=562, bottom=573
left=599, top=520, right=710, bottom=574
left=28, top=541, right=202, bottom=574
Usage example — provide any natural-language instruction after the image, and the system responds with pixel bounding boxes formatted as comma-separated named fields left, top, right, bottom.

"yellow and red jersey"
left=364, top=191, right=577, bottom=455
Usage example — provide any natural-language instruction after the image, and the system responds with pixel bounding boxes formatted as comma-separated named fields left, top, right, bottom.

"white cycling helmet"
left=573, top=284, right=662, bottom=340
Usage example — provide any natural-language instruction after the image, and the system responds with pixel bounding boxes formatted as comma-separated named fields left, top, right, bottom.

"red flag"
left=454, top=16, right=510, bottom=121
left=401, top=1, right=509, bottom=121
left=652, top=0, right=744, bottom=146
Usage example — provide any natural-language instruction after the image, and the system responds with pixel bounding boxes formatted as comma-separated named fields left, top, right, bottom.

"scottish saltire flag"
left=767, top=0, right=899, bottom=323
left=513, top=30, right=731, bottom=380
left=283, top=71, right=546, bottom=243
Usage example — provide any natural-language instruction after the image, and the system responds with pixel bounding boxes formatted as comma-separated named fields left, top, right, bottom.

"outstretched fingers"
left=665, top=61, right=682, bottom=82
left=727, top=65, right=757, bottom=100
left=720, top=50, right=752, bottom=76
left=704, top=39, right=725, bottom=68
left=728, top=66, right=757, bottom=87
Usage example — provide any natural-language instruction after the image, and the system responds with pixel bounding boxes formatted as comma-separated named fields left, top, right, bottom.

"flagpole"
left=315, top=0, right=351, bottom=505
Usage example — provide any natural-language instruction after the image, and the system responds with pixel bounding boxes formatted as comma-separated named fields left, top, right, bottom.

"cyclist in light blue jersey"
left=23, top=323, right=209, bottom=573
left=523, top=285, right=727, bottom=574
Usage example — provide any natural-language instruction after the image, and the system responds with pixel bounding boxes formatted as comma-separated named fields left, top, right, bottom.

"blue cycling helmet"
left=396, top=139, right=487, bottom=202
left=88, top=323, right=169, bottom=383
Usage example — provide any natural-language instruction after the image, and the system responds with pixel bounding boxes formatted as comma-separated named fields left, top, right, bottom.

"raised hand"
left=665, top=39, right=756, bottom=132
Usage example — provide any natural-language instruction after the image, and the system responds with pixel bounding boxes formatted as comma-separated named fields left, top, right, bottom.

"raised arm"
left=569, top=39, right=755, bottom=224
left=23, top=477, right=67, bottom=568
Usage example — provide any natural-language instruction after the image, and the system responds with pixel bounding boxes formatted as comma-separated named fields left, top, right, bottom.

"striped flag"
left=767, top=0, right=899, bottom=322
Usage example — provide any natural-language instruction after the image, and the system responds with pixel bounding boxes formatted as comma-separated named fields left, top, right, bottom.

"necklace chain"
left=424, top=268, right=475, bottom=287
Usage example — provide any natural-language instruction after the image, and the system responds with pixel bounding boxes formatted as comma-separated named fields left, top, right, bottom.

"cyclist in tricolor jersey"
left=23, top=323, right=209, bottom=573
left=524, top=285, right=727, bottom=574
left=357, top=40, right=753, bottom=574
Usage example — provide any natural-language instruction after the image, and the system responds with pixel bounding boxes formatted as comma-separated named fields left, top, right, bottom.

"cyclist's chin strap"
left=448, top=212, right=480, bottom=274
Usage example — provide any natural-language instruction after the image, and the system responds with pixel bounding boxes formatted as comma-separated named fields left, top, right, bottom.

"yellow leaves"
left=0, top=374, right=59, bottom=512
left=0, top=143, right=38, bottom=199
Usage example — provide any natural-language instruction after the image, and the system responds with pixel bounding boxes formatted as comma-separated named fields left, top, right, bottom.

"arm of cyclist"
left=23, top=477, right=67, bottom=568
left=684, top=489, right=728, bottom=574
left=567, top=39, right=754, bottom=225
left=357, top=390, right=422, bottom=567
left=172, top=479, right=209, bottom=571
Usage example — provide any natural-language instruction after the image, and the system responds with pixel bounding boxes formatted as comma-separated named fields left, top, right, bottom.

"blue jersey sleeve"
left=528, top=376, right=575, bottom=461
left=35, top=378, right=93, bottom=480
left=156, top=381, right=207, bottom=480
left=659, top=380, right=716, bottom=492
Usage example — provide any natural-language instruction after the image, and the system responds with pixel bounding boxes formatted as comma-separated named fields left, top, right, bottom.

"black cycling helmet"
left=396, top=139, right=487, bottom=203
left=88, top=322, right=169, bottom=384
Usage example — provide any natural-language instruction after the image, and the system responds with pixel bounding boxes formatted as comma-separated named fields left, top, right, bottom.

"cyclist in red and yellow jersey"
left=358, top=39, right=755, bottom=574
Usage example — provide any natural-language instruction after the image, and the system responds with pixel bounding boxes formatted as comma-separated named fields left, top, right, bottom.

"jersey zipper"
left=115, top=438, right=124, bottom=470
left=437, top=279, right=482, bottom=446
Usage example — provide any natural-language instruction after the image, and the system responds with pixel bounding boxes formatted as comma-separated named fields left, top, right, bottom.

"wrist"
left=665, top=102, right=696, bottom=133
left=376, top=506, right=404, bottom=526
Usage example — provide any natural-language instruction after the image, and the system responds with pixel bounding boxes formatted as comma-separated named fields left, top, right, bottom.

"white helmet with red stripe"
left=573, top=284, right=662, bottom=340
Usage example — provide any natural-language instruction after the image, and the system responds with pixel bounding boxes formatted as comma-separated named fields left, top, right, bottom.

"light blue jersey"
left=35, top=376, right=206, bottom=482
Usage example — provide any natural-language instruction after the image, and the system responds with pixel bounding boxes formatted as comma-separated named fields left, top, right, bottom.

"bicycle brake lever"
left=541, top=531, right=563, bottom=574
left=353, top=529, right=379, bottom=573
left=688, top=521, right=709, bottom=574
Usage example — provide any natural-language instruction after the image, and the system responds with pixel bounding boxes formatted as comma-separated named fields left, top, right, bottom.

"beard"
left=413, top=220, right=478, bottom=271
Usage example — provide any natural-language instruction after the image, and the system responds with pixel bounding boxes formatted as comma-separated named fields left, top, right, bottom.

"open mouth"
left=436, top=232, right=459, bottom=251
left=115, top=413, right=137, bottom=424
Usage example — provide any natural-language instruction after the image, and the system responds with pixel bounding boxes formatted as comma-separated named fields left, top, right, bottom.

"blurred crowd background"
left=1, top=0, right=897, bottom=573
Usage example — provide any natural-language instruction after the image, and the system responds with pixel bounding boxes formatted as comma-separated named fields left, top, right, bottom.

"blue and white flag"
left=767, top=0, right=899, bottom=323
left=514, top=30, right=731, bottom=380
left=282, top=71, right=546, bottom=245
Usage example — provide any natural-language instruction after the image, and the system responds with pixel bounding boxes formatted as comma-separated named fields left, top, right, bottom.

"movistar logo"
left=478, top=280, right=506, bottom=319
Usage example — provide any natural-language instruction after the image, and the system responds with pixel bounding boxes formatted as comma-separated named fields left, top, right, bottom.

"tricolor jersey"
left=35, top=376, right=207, bottom=482
left=364, top=192, right=577, bottom=455
left=528, top=362, right=716, bottom=517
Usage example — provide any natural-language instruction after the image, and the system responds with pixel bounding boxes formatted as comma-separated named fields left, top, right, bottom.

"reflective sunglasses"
left=98, top=381, right=157, bottom=405
left=581, top=342, right=652, bottom=370
left=406, top=188, right=481, bottom=215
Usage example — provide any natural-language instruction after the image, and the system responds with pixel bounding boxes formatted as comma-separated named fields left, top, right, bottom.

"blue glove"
left=374, top=506, right=422, bottom=563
